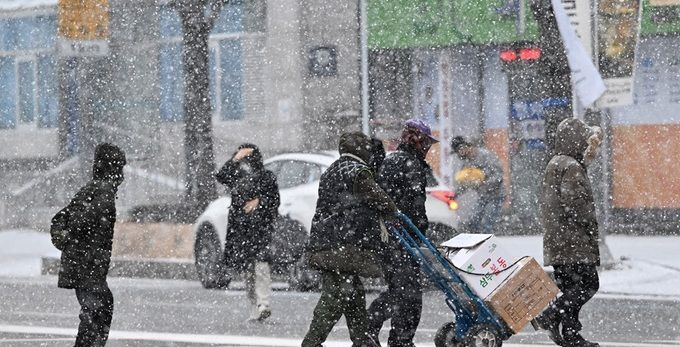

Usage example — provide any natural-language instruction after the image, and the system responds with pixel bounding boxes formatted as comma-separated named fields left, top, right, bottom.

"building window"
left=159, top=42, right=184, bottom=122
left=216, top=39, right=243, bottom=120
left=0, top=56, right=16, bottom=129
left=0, top=14, right=57, bottom=130
left=158, top=4, right=246, bottom=123
left=17, top=60, right=36, bottom=126
left=37, top=54, right=58, bottom=128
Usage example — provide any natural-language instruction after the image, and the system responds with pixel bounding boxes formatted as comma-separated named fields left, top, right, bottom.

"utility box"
left=441, top=233, right=517, bottom=299
left=486, top=257, right=559, bottom=333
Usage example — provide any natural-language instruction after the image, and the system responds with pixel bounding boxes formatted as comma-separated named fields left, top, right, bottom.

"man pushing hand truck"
left=386, top=212, right=559, bottom=347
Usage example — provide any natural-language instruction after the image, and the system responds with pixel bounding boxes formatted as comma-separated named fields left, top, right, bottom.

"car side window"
left=264, top=161, right=281, bottom=177
left=277, top=160, right=309, bottom=189
left=306, top=164, right=323, bottom=184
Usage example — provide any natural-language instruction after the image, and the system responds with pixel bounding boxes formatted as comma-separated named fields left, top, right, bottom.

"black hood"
left=92, top=143, right=126, bottom=184
left=554, top=118, right=594, bottom=164
left=236, top=143, right=264, bottom=171
left=338, top=132, right=372, bottom=163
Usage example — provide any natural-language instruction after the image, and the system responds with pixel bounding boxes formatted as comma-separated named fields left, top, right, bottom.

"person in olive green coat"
left=536, top=117, right=603, bottom=347
left=302, top=132, right=397, bottom=347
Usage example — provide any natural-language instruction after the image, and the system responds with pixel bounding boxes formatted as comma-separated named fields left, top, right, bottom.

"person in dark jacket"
left=57, top=143, right=126, bottom=347
left=535, top=118, right=603, bottom=347
left=302, top=132, right=398, bottom=347
left=216, top=143, right=280, bottom=321
left=367, top=118, right=437, bottom=347
left=450, top=136, right=504, bottom=233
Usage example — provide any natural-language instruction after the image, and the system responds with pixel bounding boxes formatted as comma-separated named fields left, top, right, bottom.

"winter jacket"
left=216, top=145, right=280, bottom=270
left=379, top=143, right=431, bottom=235
left=306, top=133, right=397, bottom=276
left=542, top=118, right=600, bottom=266
left=58, top=144, right=126, bottom=289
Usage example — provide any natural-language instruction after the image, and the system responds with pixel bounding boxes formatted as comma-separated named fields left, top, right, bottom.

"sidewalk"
left=1, top=229, right=679, bottom=297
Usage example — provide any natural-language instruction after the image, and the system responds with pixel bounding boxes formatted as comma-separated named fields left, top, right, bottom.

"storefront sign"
left=58, top=0, right=110, bottom=57
left=595, top=0, right=643, bottom=107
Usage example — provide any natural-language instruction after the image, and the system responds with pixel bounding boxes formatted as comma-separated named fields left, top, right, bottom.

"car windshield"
left=265, top=160, right=324, bottom=189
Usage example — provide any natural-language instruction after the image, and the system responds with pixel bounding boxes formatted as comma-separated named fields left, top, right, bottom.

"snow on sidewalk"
left=0, top=229, right=59, bottom=277
left=498, top=235, right=680, bottom=298
left=1, top=229, right=679, bottom=298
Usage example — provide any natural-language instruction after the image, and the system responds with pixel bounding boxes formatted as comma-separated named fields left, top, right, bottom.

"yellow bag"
left=455, top=167, right=486, bottom=187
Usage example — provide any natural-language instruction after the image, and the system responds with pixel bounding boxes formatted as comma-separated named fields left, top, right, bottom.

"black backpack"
left=50, top=206, right=71, bottom=251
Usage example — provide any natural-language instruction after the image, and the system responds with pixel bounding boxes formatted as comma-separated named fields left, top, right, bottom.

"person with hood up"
left=450, top=136, right=504, bottom=233
left=216, top=143, right=280, bottom=321
left=534, top=117, right=603, bottom=347
left=302, top=132, right=398, bottom=347
left=55, top=143, right=126, bottom=347
left=367, top=119, right=437, bottom=347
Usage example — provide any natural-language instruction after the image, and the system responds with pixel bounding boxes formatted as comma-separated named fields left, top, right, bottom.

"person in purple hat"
left=367, top=118, right=437, bottom=347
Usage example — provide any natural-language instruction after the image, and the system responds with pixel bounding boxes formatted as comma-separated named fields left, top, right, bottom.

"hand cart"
left=388, top=212, right=514, bottom=347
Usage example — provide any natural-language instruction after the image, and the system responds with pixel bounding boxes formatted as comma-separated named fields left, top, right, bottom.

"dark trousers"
left=552, top=264, right=599, bottom=339
left=367, top=249, right=422, bottom=347
left=74, top=283, right=114, bottom=347
left=301, top=271, right=369, bottom=347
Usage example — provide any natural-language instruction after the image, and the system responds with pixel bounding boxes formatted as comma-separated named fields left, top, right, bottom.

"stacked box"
left=485, top=257, right=559, bottom=333
left=441, top=234, right=518, bottom=299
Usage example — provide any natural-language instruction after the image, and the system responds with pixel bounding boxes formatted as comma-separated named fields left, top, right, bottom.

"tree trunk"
left=180, top=9, right=217, bottom=219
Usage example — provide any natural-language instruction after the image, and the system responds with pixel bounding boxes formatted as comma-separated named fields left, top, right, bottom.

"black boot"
left=562, top=333, right=599, bottom=347
left=534, top=307, right=564, bottom=346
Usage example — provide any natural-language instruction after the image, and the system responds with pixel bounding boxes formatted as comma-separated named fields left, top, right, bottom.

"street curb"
left=40, top=257, right=296, bottom=289
left=41, top=257, right=200, bottom=281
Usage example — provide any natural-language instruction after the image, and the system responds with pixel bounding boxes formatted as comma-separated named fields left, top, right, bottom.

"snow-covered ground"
left=1, top=229, right=679, bottom=298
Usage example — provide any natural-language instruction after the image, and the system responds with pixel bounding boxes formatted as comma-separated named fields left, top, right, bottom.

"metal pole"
left=359, top=0, right=370, bottom=135
left=518, top=0, right=526, bottom=35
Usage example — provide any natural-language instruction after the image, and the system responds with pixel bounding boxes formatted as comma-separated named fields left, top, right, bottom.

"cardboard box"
left=485, top=257, right=559, bottom=333
left=441, top=234, right=517, bottom=299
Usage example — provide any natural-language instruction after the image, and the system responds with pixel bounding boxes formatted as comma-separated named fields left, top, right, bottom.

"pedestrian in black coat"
left=216, top=143, right=280, bottom=321
left=302, top=132, right=397, bottom=347
left=367, top=119, right=437, bottom=347
left=57, top=143, right=126, bottom=347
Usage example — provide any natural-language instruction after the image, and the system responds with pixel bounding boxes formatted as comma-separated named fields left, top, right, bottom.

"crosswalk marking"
left=0, top=324, right=676, bottom=347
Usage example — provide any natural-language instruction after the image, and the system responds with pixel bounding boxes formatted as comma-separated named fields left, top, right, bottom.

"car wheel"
left=288, top=256, right=320, bottom=292
left=428, top=222, right=457, bottom=246
left=194, top=223, right=230, bottom=289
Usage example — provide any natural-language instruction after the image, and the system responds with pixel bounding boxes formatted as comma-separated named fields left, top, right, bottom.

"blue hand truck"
left=388, top=212, right=513, bottom=347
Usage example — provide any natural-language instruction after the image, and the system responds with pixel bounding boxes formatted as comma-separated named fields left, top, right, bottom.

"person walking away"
left=534, top=118, right=603, bottom=347
left=53, top=143, right=126, bottom=347
left=450, top=136, right=504, bottom=233
left=216, top=143, right=280, bottom=321
left=302, top=132, right=398, bottom=347
left=367, top=118, right=437, bottom=347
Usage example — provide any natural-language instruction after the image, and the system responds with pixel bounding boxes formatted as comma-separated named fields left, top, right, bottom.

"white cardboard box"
left=441, top=234, right=518, bottom=299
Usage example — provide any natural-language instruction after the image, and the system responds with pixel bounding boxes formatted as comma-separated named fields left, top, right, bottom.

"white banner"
left=560, top=0, right=594, bottom=56
left=552, top=0, right=606, bottom=107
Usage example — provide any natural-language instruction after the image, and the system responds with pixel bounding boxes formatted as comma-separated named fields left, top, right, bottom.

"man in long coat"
left=537, top=117, right=603, bottom=347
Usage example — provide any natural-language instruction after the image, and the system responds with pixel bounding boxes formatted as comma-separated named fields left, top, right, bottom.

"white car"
left=193, top=152, right=460, bottom=289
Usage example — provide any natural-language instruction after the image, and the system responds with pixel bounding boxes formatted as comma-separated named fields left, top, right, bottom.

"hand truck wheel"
left=434, top=322, right=462, bottom=347
left=463, top=324, right=502, bottom=347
